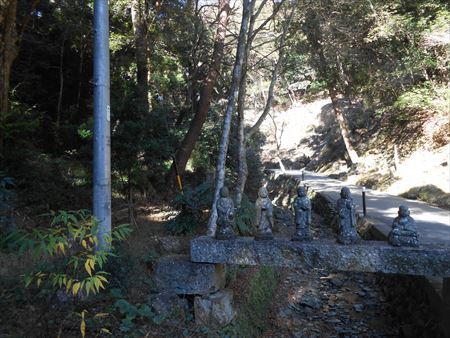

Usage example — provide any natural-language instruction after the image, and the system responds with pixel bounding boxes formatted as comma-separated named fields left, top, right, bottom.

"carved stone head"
left=340, top=187, right=351, bottom=199
left=258, top=186, right=268, bottom=198
left=220, top=186, right=229, bottom=198
left=398, top=205, right=410, bottom=217
left=297, top=186, right=306, bottom=197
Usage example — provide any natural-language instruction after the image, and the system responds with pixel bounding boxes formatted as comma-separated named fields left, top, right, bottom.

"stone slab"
left=154, top=255, right=225, bottom=295
left=191, top=236, right=450, bottom=277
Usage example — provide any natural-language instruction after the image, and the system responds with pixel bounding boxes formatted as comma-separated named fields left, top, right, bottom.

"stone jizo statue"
left=255, top=186, right=274, bottom=240
left=388, top=206, right=419, bottom=247
left=336, top=187, right=360, bottom=244
left=215, top=186, right=236, bottom=240
left=292, top=186, right=312, bottom=241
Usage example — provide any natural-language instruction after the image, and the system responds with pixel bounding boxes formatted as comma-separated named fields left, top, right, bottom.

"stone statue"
left=336, top=187, right=360, bottom=244
left=292, top=186, right=312, bottom=241
left=215, top=186, right=236, bottom=240
left=254, top=187, right=274, bottom=240
left=388, top=206, right=419, bottom=247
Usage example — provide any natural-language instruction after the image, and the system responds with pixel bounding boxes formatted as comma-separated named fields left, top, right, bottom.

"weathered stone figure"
left=255, top=187, right=274, bottom=240
left=292, top=186, right=312, bottom=241
left=215, top=186, right=236, bottom=240
left=336, top=187, right=360, bottom=244
left=388, top=206, right=419, bottom=247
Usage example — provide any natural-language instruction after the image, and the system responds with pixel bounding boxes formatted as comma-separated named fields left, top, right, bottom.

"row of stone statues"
left=215, top=185, right=419, bottom=247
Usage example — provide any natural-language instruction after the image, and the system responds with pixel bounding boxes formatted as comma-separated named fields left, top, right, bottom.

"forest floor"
left=250, top=94, right=449, bottom=208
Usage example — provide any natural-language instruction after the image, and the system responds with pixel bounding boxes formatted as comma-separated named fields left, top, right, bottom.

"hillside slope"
left=249, top=97, right=449, bottom=207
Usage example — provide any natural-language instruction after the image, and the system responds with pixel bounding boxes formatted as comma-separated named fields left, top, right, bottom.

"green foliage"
left=235, top=195, right=256, bottom=236
left=7, top=210, right=132, bottom=297
left=227, top=267, right=278, bottom=338
left=166, top=182, right=213, bottom=235
left=393, top=82, right=448, bottom=113
left=113, top=298, right=165, bottom=333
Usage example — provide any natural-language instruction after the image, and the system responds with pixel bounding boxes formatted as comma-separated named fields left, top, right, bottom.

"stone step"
left=191, top=236, right=450, bottom=277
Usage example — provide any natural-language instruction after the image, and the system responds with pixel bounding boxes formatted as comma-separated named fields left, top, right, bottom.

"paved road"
left=278, top=170, right=450, bottom=247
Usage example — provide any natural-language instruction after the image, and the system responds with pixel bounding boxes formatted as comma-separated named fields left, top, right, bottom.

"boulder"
left=194, top=289, right=235, bottom=329
left=154, top=255, right=225, bottom=295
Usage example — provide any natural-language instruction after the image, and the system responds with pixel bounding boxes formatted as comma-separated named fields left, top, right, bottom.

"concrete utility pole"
left=93, top=0, right=111, bottom=249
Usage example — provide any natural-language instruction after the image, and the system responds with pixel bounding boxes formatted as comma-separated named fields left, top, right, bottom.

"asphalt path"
left=278, top=170, right=450, bottom=247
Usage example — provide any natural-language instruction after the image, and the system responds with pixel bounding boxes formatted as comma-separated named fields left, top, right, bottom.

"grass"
left=227, top=267, right=278, bottom=338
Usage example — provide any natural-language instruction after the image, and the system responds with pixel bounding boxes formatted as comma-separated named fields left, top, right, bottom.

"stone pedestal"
left=154, top=255, right=226, bottom=295
left=194, top=289, right=235, bottom=329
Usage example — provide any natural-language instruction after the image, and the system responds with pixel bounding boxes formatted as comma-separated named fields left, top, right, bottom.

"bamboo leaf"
left=73, top=282, right=81, bottom=296
left=84, top=259, right=92, bottom=276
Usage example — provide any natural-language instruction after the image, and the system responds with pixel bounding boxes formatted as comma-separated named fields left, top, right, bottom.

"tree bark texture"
left=0, top=0, right=18, bottom=154
left=234, top=0, right=264, bottom=207
left=207, top=0, right=254, bottom=236
left=131, top=0, right=150, bottom=116
left=166, top=0, right=231, bottom=186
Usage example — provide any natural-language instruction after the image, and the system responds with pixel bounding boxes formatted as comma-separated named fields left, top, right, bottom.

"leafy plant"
left=113, top=298, right=165, bottom=333
left=166, top=182, right=213, bottom=235
left=9, top=210, right=132, bottom=297
left=235, top=195, right=256, bottom=236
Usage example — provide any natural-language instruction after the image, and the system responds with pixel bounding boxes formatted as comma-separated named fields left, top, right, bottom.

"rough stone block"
left=150, top=291, right=188, bottom=318
left=154, top=255, right=225, bottom=295
left=190, top=236, right=450, bottom=277
left=194, top=289, right=235, bottom=329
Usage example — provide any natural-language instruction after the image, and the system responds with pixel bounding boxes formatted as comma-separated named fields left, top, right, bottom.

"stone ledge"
left=190, top=236, right=450, bottom=277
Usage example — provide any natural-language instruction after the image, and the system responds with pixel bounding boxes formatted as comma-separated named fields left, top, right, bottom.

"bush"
left=6, top=210, right=132, bottom=297
left=235, top=195, right=256, bottom=236
left=166, top=182, right=213, bottom=235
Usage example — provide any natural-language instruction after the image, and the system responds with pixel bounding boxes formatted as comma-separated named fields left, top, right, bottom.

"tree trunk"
left=166, top=0, right=231, bottom=185
left=56, top=33, right=67, bottom=131
left=0, top=0, right=18, bottom=156
left=327, top=85, right=359, bottom=163
left=246, top=6, right=293, bottom=139
left=234, top=0, right=271, bottom=207
left=304, top=10, right=359, bottom=164
left=234, top=6, right=293, bottom=208
left=131, top=0, right=150, bottom=116
left=207, top=0, right=254, bottom=236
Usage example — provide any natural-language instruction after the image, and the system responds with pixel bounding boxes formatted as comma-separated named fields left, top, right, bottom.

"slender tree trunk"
left=0, top=0, right=18, bottom=156
left=304, top=10, right=359, bottom=164
left=131, top=0, right=150, bottom=116
left=235, top=71, right=249, bottom=207
left=56, top=33, right=67, bottom=130
left=207, top=0, right=254, bottom=236
left=234, top=6, right=293, bottom=207
left=234, top=0, right=265, bottom=207
left=166, top=0, right=231, bottom=184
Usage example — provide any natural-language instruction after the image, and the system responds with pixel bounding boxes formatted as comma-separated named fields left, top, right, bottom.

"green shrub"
left=235, top=195, right=256, bottom=236
left=230, top=267, right=278, bottom=338
left=7, top=210, right=132, bottom=297
left=166, top=182, right=213, bottom=235
left=393, top=82, right=448, bottom=113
